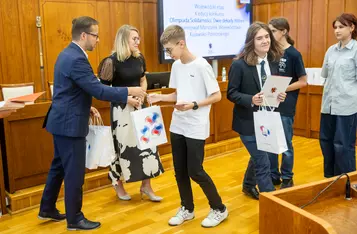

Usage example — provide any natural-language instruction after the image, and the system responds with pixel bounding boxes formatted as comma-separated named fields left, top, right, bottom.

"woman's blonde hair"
left=113, top=24, right=141, bottom=62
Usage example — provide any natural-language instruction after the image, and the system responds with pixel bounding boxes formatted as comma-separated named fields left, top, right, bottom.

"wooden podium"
left=260, top=171, right=357, bottom=234
left=0, top=138, right=7, bottom=215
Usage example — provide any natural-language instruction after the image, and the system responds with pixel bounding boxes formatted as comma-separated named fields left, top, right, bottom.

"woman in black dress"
left=98, top=25, right=164, bottom=202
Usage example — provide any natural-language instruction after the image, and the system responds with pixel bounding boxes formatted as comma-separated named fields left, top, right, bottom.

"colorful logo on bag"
left=141, top=136, right=150, bottom=143
left=260, top=125, right=270, bottom=137
left=140, top=112, right=163, bottom=143
left=271, top=87, right=277, bottom=93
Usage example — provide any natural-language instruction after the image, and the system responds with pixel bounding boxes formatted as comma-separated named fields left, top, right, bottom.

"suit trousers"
left=40, top=134, right=86, bottom=224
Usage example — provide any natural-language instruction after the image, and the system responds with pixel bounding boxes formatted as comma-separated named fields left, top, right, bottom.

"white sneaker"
left=201, top=207, right=228, bottom=228
left=168, top=207, right=195, bottom=226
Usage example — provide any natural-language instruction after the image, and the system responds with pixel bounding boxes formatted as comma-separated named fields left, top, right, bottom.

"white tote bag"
left=253, top=109, right=288, bottom=154
left=130, top=105, right=167, bottom=150
left=85, top=115, right=116, bottom=169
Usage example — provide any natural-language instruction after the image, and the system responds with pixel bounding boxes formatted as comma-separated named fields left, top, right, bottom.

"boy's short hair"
left=160, top=25, right=186, bottom=45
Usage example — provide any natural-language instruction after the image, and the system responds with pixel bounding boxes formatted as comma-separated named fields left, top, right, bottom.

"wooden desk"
left=214, top=81, right=239, bottom=142
left=293, top=85, right=322, bottom=138
left=260, top=171, right=357, bottom=234
left=1, top=101, right=54, bottom=193
left=0, top=99, right=113, bottom=194
left=0, top=129, right=7, bottom=215
left=1, top=83, right=237, bottom=194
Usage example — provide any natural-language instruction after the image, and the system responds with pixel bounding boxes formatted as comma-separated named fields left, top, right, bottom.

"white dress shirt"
left=256, top=55, right=272, bottom=89
left=72, top=41, right=88, bottom=58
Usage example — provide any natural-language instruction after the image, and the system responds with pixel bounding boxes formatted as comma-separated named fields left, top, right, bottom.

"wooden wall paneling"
left=138, top=1, right=146, bottom=56
left=254, top=0, right=296, bottom=5
left=305, top=86, right=311, bottom=137
left=0, top=3, right=4, bottom=85
left=126, top=1, right=145, bottom=70
left=309, top=86, right=323, bottom=138
left=41, top=0, right=98, bottom=82
left=142, top=2, right=157, bottom=72
left=96, top=1, right=112, bottom=62
left=282, top=1, right=298, bottom=46
left=269, top=3, right=283, bottom=18
left=142, top=2, right=169, bottom=72
left=109, top=1, right=127, bottom=42
left=0, top=0, right=25, bottom=84
left=293, top=90, right=307, bottom=136
left=18, top=0, right=41, bottom=92
left=310, top=0, right=328, bottom=67
left=297, top=0, right=312, bottom=66
left=345, top=0, right=357, bottom=12
left=126, top=2, right=142, bottom=36
left=327, top=0, right=345, bottom=48
left=254, top=3, right=270, bottom=23
left=108, top=0, right=128, bottom=69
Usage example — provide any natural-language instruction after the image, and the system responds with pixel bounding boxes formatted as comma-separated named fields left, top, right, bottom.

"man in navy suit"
left=38, top=16, right=145, bottom=231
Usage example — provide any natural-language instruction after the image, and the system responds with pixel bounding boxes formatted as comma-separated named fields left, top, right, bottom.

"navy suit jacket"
left=44, top=42, right=128, bottom=137
left=227, top=58, right=279, bottom=136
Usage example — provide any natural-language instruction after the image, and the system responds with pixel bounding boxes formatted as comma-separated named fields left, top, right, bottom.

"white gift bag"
left=253, top=109, right=287, bottom=154
left=130, top=105, right=167, bottom=150
left=85, top=115, right=116, bottom=169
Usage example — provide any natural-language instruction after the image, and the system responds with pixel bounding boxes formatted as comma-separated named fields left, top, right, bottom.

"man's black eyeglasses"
left=85, top=32, right=99, bottom=39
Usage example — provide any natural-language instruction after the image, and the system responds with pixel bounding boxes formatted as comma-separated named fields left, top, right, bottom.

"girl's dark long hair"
left=269, top=17, right=295, bottom=46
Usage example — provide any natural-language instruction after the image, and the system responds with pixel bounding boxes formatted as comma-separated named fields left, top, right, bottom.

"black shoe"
left=242, top=186, right=259, bottom=200
left=38, top=209, right=66, bottom=222
left=67, top=218, right=101, bottom=231
left=280, top=179, right=294, bottom=189
left=272, top=178, right=282, bottom=186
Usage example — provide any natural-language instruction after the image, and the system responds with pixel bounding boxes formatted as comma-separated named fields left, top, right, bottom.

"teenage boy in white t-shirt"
left=148, top=25, right=228, bottom=228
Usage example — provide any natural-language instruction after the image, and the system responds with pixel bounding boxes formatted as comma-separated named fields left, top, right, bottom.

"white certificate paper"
left=262, top=75, right=292, bottom=107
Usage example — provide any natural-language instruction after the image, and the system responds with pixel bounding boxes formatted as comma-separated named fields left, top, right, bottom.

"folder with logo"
left=261, top=75, right=292, bottom=107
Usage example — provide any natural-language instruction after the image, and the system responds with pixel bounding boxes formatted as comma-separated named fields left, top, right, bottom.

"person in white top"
left=148, top=25, right=228, bottom=228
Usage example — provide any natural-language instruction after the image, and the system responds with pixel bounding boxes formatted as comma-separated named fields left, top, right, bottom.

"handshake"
left=127, top=87, right=147, bottom=108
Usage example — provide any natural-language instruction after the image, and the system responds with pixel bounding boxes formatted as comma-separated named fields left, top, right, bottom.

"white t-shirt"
left=169, top=57, right=220, bottom=140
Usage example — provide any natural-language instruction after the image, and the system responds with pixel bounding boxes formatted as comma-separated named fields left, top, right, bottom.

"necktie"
left=260, top=60, right=267, bottom=87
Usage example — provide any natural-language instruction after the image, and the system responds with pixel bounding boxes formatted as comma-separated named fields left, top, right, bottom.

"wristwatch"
left=192, top=101, right=199, bottom=110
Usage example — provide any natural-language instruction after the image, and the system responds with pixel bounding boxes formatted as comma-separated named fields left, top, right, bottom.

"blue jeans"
left=319, top=113, right=357, bottom=178
left=268, top=116, right=294, bottom=180
left=241, top=135, right=275, bottom=192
